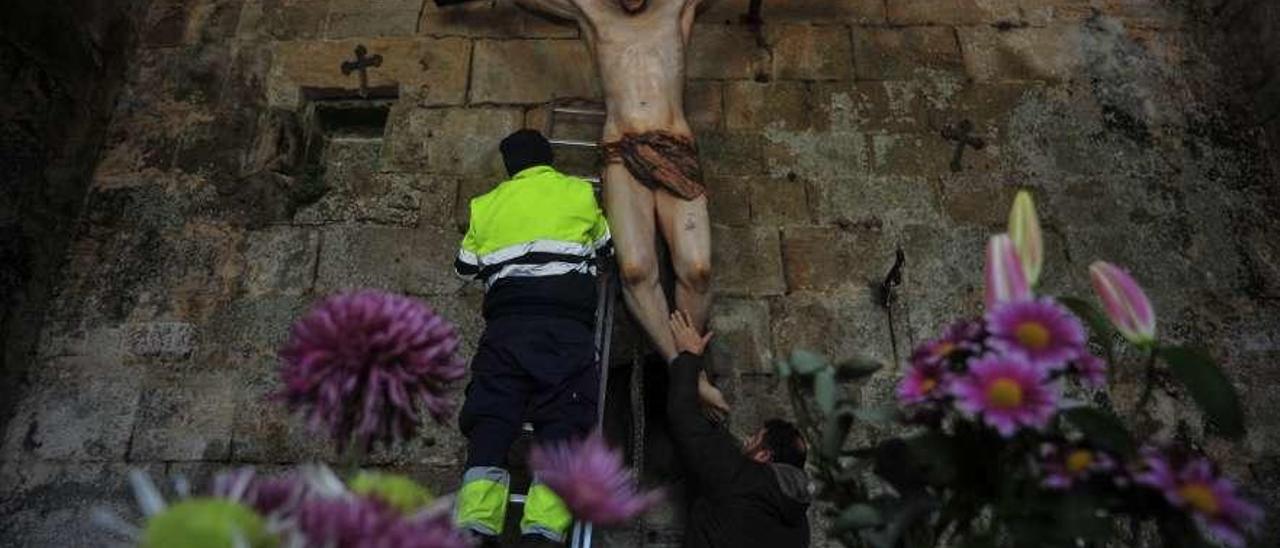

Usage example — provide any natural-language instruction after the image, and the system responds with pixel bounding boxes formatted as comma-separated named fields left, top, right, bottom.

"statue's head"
left=619, top=0, right=647, bottom=14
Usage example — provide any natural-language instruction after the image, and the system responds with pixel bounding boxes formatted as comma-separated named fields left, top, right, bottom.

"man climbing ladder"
left=453, top=129, right=612, bottom=547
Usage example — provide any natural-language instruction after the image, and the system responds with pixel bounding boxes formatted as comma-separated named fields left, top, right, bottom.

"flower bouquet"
left=779, top=192, right=1264, bottom=548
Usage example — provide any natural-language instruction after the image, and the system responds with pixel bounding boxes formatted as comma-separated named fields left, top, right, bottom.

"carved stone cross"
left=941, top=119, right=986, bottom=172
left=340, top=45, right=383, bottom=97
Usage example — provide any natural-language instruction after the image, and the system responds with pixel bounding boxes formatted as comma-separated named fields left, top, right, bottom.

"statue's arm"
left=514, top=0, right=579, bottom=21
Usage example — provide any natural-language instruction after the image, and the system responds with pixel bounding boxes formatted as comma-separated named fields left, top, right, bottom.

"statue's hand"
left=698, top=371, right=730, bottom=423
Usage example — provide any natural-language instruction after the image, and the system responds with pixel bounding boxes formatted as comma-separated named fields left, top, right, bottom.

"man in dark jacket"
left=666, top=311, right=812, bottom=548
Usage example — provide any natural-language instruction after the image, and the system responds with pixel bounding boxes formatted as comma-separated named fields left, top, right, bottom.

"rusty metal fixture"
left=941, top=119, right=986, bottom=172
left=340, top=45, right=383, bottom=98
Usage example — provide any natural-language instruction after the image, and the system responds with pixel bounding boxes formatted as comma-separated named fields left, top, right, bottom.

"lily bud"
left=985, top=234, right=1032, bottom=308
left=1089, top=261, right=1156, bottom=345
left=1008, top=190, right=1044, bottom=286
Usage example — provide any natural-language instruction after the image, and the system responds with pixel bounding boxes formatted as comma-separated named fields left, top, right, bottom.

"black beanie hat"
left=500, top=129, right=554, bottom=176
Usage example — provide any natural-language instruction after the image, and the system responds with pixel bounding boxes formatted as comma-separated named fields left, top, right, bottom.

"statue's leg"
left=655, top=189, right=712, bottom=329
left=604, top=162, right=677, bottom=361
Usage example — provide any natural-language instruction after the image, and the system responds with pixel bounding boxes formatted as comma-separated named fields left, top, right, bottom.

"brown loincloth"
left=601, top=131, right=706, bottom=200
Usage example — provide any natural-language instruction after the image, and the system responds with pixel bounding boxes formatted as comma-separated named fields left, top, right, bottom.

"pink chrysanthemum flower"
left=1135, top=450, right=1263, bottom=548
left=277, top=291, right=467, bottom=452
left=986, top=298, right=1086, bottom=371
left=898, top=360, right=950, bottom=406
left=293, top=495, right=470, bottom=548
left=529, top=433, right=662, bottom=525
left=1068, top=354, right=1108, bottom=389
left=950, top=355, right=1061, bottom=437
left=910, top=319, right=986, bottom=369
left=1038, top=443, right=1115, bottom=490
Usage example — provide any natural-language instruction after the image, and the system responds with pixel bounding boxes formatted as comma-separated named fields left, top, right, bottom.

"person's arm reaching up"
left=666, top=311, right=747, bottom=495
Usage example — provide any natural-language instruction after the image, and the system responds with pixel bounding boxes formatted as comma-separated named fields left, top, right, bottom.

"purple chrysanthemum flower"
left=910, top=319, right=986, bottom=369
left=276, top=291, right=467, bottom=452
left=529, top=433, right=662, bottom=525
left=986, top=298, right=1086, bottom=371
left=292, top=495, right=470, bottom=548
left=213, top=468, right=308, bottom=518
left=1068, top=354, right=1108, bottom=389
left=1135, top=450, right=1263, bottom=548
left=898, top=360, right=949, bottom=406
left=950, top=355, right=1061, bottom=437
left=1038, top=443, right=1116, bottom=490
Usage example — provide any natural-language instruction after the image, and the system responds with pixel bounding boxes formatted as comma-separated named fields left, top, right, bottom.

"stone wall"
left=1213, top=0, right=1280, bottom=172
left=2, top=0, right=1280, bottom=546
left=0, top=0, right=145, bottom=451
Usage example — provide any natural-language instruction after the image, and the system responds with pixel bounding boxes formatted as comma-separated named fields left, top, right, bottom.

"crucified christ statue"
left=512, top=0, right=729, bottom=415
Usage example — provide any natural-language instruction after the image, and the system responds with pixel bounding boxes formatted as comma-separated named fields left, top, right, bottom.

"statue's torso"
left=573, top=0, right=695, bottom=141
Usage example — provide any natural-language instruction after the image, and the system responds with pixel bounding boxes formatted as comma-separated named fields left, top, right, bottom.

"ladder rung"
left=509, top=494, right=526, bottom=504
left=553, top=107, right=606, bottom=116
left=550, top=138, right=599, bottom=148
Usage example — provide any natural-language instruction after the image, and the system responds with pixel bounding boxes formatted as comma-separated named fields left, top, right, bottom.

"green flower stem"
left=1134, top=348, right=1158, bottom=416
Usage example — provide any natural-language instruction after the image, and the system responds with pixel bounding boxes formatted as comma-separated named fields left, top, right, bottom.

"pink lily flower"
left=1089, top=262, right=1157, bottom=345
left=985, top=234, right=1032, bottom=308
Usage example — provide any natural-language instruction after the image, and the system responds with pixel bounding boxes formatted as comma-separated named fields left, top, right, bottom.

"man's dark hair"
left=500, top=129, right=554, bottom=176
left=762, top=418, right=807, bottom=468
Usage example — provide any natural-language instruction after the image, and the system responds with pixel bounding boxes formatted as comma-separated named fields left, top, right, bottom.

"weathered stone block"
left=705, top=174, right=751, bottom=226
left=686, top=80, right=724, bottom=132
left=143, top=0, right=243, bottom=46
left=229, top=370, right=336, bottom=462
left=708, top=298, right=773, bottom=375
left=807, top=175, right=945, bottom=232
left=723, top=376, right=796, bottom=442
left=237, top=0, right=327, bottom=41
left=724, top=81, right=812, bottom=131
left=870, top=130, right=990, bottom=175
left=469, top=40, right=600, bottom=104
left=699, top=131, right=766, bottom=176
left=936, top=171, right=1029, bottom=227
left=808, top=82, right=924, bottom=132
left=419, top=0, right=579, bottom=38
left=383, top=107, right=523, bottom=177
left=196, top=295, right=312, bottom=375
left=885, top=0, right=990, bottom=25
left=701, top=0, right=886, bottom=24
left=766, top=25, right=854, bottom=81
left=959, top=26, right=1084, bottom=82
left=781, top=225, right=890, bottom=292
left=853, top=27, right=964, bottom=81
left=0, top=461, right=155, bottom=548
left=1, top=355, right=142, bottom=461
left=269, top=38, right=471, bottom=109
left=124, top=322, right=196, bottom=359
left=688, top=24, right=770, bottom=80
left=242, top=227, right=320, bottom=297
left=711, top=225, right=786, bottom=297
left=769, top=289, right=893, bottom=370
left=454, top=176, right=502, bottom=233
left=316, top=224, right=465, bottom=296
left=128, top=370, right=238, bottom=461
left=749, top=173, right=810, bottom=225
left=325, top=0, right=422, bottom=39
left=899, top=223, right=986, bottom=343
left=294, top=141, right=427, bottom=227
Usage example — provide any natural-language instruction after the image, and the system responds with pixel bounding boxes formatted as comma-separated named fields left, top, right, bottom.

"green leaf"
left=790, top=349, right=829, bottom=376
left=1059, top=296, right=1115, bottom=363
left=1159, top=346, right=1245, bottom=439
left=821, top=410, right=854, bottom=461
left=775, top=359, right=792, bottom=378
left=834, top=354, right=885, bottom=380
left=814, top=368, right=837, bottom=415
left=832, top=504, right=882, bottom=532
left=1062, top=407, right=1137, bottom=457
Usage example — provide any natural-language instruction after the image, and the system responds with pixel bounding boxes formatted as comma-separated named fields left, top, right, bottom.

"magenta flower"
left=950, top=355, right=1061, bottom=437
left=1038, top=443, right=1115, bottom=490
left=292, top=495, right=470, bottom=548
left=276, top=291, right=467, bottom=452
left=1069, top=354, right=1108, bottom=389
left=986, top=298, right=1086, bottom=371
left=212, top=468, right=308, bottom=518
left=1135, top=450, right=1262, bottom=547
left=529, top=433, right=662, bottom=525
left=898, top=360, right=950, bottom=406
left=1089, top=261, right=1157, bottom=345
left=985, top=234, right=1032, bottom=308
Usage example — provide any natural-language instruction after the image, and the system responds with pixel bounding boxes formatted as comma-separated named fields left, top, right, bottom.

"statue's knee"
left=678, top=260, right=712, bottom=293
left=619, top=258, right=657, bottom=287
